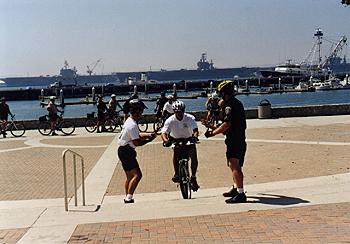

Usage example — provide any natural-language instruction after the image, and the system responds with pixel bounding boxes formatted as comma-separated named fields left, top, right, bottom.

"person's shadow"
left=248, top=193, right=309, bottom=205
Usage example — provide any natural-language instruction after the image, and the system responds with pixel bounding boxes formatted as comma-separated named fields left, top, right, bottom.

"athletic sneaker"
left=172, top=174, right=180, bottom=183
left=190, top=176, right=200, bottom=192
left=223, top=187, right=238, bottom=198
left=225, top=193, right=247, bottom=204
left=124, top=199, right=134, bottom=204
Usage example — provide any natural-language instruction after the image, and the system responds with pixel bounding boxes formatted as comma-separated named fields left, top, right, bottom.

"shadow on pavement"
left=248, top=193, right=309, bottom=205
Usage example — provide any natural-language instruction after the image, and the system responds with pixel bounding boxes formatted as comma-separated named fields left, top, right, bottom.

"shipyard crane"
left=321, top=36, right=347, bottom=68
left=87, top=59, right=101, bottom=76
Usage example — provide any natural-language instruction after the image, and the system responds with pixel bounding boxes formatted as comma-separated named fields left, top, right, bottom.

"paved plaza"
left=0, top=115, right=350, bottom=243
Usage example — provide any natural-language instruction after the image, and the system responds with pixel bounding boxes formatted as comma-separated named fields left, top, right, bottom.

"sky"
left=0, top=0, right=349, bottom=77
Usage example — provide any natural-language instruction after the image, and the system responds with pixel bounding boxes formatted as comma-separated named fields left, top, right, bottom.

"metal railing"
left=62, top=149, right=86, bottom=211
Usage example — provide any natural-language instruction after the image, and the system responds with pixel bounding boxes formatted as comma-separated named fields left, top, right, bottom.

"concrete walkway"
left=0, top=115, right=349, bottom=243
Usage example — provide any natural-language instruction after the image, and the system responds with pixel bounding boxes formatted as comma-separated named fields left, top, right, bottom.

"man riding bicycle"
left=205, top=92, right=220, bottom=123
left=161, top=100, right=200, bottom=191
left=108, top=94, right=123, bottom=117
left=0, top=97, right=13, bottom=138
left=46, top=96, right=61, bottom=136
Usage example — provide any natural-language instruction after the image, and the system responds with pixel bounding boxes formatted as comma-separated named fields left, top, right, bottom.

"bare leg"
left=125, top=168, right=142, bottom=195
left=228, top=158, right=243, bottom=189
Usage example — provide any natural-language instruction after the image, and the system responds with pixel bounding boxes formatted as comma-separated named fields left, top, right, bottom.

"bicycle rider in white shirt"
left=161, top=100, right=200, bottom=191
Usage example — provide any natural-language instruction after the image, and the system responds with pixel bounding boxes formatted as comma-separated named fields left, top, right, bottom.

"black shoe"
left=223, top=187, right=238, bottom=198
left=172, top=175, right=180, bottom=183
left=225, top=193, right=247, bottom=204
left=190, top=176, right=200, bottom=192
left=124, top=198, right=134, bottom=204
left=2, top=132, right=6, bottom=138
left=51, top=132, right=58, bottom=136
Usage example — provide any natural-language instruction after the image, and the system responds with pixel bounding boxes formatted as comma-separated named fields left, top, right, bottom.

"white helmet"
left=167, top=95, right=174, bottom=100
left=49, top=96, right=56, bottom=101
left=111, top=94, right=116, bottom=98
left=172, top=100, right=185, bottom=112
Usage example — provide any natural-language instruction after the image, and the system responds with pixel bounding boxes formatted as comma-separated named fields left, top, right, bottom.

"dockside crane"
left=321, top=36, right=347, bottom=68
left=87, top=59, right=101, bottom=76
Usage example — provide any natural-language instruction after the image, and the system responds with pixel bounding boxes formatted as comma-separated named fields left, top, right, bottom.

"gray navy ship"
left=0, top=53, right=260, bottom=88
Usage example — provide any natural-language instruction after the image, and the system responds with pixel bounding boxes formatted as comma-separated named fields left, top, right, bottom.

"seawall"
left=19, top=103, right=350, bottom=130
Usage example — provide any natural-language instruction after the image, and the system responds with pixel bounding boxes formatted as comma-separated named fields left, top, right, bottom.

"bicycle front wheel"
left=178, top=160, right=191, bottom=199
left=9, top=121, right=26, bottom=137
left=104, top=118, right=117, bottom=132
left=38, top=121, right=52, bottom=136
left=138, top=119, right=148, bottom=132
left=60, top=121, right=75, bottom=135
left=85, top=119, right=97, bottom=133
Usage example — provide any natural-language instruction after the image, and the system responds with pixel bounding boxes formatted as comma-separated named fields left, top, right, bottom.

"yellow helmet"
left=217, top=80, right=234, bottom=92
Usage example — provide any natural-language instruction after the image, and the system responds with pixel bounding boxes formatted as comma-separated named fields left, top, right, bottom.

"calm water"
left=6, top=89, right=350, bottom=120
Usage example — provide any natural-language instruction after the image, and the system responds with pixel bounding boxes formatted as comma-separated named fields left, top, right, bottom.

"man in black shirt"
left=0, top=97, right=13, bottom=138
left=202, top=80, right=247, bottom=203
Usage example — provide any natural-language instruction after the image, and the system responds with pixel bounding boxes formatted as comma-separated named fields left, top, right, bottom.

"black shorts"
left=225, top=140, right=246, bottom=167
left=118, top=145, right=139, bottom=171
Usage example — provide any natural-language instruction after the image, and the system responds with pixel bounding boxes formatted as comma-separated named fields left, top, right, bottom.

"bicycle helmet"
left=217, top=80, right=234, bottom=92
left=172, top=100, right=186, bottom=112
left=49, top=96, right=56, bottom=101
left=167, top=95, right=174, bottom=100
left=111, top=94, right=116, bottom=98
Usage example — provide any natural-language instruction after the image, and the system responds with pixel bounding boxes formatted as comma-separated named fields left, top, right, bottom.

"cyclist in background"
left=0, top=97, right=13, bottom=138
left=46, top=96, right=61, bottom=136
left=154, top=92, right=167, bottom=118
left=96, top=96, right=107, bottom=133
left=161, top=100, right=200, bottom=191
left=162, top=95, right=175, bottom=119
left=108, top=94, right=123, bottom=117
left=205, top=92, right=220, bottom=123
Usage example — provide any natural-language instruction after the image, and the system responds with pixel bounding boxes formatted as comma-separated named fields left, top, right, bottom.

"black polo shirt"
left=222, top=96, right=246, bottom=145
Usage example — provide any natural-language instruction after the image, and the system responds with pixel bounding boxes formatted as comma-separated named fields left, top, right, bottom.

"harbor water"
left=4, top=89, right=350, bottom=121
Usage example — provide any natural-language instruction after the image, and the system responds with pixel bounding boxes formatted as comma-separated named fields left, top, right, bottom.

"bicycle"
left=0, top=114, right=26, bottom=137
left=38, top=111, right=75, bottom=136
left=164, top=137, right=198, bottom=199
left=85, top=111, right=123, bottom=133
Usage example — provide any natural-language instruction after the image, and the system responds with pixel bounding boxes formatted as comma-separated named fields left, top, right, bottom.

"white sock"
left=237, top=188, right=244, bottom=194
left=125, top=194, right=133, bottom=200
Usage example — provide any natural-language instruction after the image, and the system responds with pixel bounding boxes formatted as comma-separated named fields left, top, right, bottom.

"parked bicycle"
left=164, top=137, right=198, bottom=199
left=0, top=114, right=26, bottom=137
left=38, top=111, right=75, bottom=136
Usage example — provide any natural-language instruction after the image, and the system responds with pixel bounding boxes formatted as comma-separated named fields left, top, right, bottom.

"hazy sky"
left=1, top=0, right=349, bottom=77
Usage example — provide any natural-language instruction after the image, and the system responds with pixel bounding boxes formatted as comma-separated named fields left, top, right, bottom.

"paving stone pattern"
left=69, top=202, right=350, bottom=243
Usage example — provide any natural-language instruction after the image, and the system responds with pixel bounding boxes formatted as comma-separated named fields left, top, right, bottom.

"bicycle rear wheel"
left=85, top=119, right=97, bottom=133
left=178, top=160, right=191, bottom=199
left=60, top=121, right=75, bottom=135
left=138, top=119, right=148, bottom=132
left=153, top=118, right=163, bottom=135
left=9, top=121, right=26, bottom=137
left=104, top=118, right=117, bottom=132
left=38, top=121, right=52, bottom=136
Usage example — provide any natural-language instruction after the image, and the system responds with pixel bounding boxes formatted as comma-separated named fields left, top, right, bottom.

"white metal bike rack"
left=62, top=149, right=86, bottom=211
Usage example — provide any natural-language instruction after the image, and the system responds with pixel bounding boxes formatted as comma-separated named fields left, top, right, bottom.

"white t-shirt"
left=163, top=102, right=174, bottom=114
left=118, top=117, right=139, bottom=148
left=161, top=113, right=197, bottom=138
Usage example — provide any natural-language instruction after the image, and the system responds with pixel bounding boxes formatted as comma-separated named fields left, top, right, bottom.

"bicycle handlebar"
left=163, top=137, right=199, bottom=147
